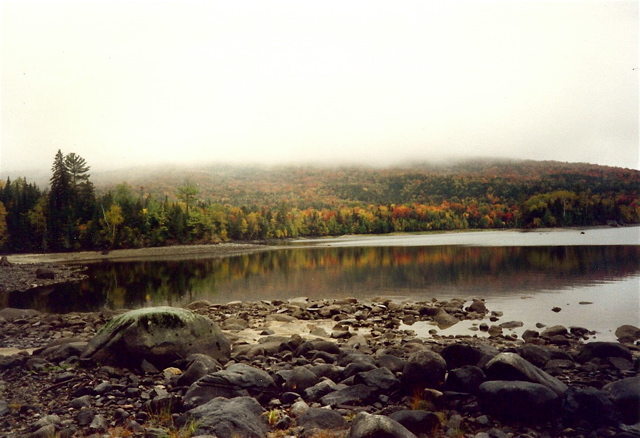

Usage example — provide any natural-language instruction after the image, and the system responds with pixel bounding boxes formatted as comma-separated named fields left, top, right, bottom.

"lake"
left=4, top=227, right=640, bottom=342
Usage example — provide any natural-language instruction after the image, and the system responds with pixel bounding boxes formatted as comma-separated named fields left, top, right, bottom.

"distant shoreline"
left=5, top=224, right=637, bottom=265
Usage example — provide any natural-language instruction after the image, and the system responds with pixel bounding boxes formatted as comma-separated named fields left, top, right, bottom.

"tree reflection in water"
left=4, top=245, right=639, bottom=313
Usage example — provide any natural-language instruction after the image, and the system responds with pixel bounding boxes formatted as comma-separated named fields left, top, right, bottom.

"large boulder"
left=81, top=307, right=230, bottom=369
left=602, top=375, right=640, bottom=424
left=445, top=365, right=486, bottom=393
left=182, top=396, right=268, bottom=438
left=561, top=386, right=621, bottom=428
left=484, top=352, right=568, bottom=396
left=184, top=363, right=278, bottom=409
left=516, top=344, right=553, bottom=368
left=349, top=412, right=417, bottom=438
left=440, top=343, right=498, bottom=369
left=576, top=342, right=633, bottom=364
left=478, top=381, right=560, bottom=423
left=401, top=350, right=447, bottom=393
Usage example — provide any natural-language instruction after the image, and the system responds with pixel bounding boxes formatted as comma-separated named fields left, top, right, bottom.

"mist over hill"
left=2, top=157, right=638, bottom=253
left=88, top=158, right=639, bottom=208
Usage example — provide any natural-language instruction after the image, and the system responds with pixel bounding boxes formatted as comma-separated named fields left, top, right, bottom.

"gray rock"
left=440, top=343, right=491, bottom=369
left=484, top=352, right=568, bottom=395
left=184, top=363, right=278, bottom=409
left=298, top=407, right=345, bottom=432
left=0, top=308, right=41, bottom=321
left=477, top=428, right=509, bottom=438
left=290, top=399, right=310, bottom=417
left=338, top=350, right=376, bottom=367
left=81, top=307, right=230, bottom=369
left=185, top=396, right=268, bottom=438
left=445, top=413, right=463, bottom=432
left=445, top=365, right=486, bottom=393
left=544, top=359, right=576, bottom=375
left=521, top=329, right=540, bottom=342
left=615, top=324, right=640, bottom=343
left=576, top=342, right=633, bottom=364
left=0, top=400, right=9, bottom=416
left=177, top=354, right=222, bottom=387
left=433, top=308, right=459, bottom=329
left=283, top=366, right=320, bottom=394
left=478, top=380, right=560, bottom=422
left=499, top=321, right=523, bottom=329
left=561, top=386, right=620, bottom=427
left=145, top=427, right=170, bottom=438
left=89, top=414, right=108, bottom=432
left=354, top=367, right=400, bottom=392
left=349, top=412, right=417, bottom=438
left=297, top=340, right=341, bottom=358
left=28, top=425, right=56, bottom=438
left=401, top=350, right=447, bottom=393
left=516, top=344, right=552, bottom=368
left=303, top=379, right=339, bottom=402
left=377, top=354, right=406, bottom=373
left=308, top=364, right=343, bottom=382
left=221, top=317, right=248, bottom=330
left=609, top=356, right=634, bottom=371
left=467, top=299, right=488, bottom=314
left=76, top=408, right=95, bottom=427
left=540, top=325, right=568, bottom=338
left=343, top=361, right=377, bottom=379
left=320, top=384, right=374, bottom=407
left=35, top=268, right=55, bottom=279
left=234, top=340, right=284, bottom=358
left=68, top=395, right=92, bottom=409
left=32, top=414, right=60, bottom=430
left=602, top=375, right=640, bottom=424
left=388, top=410, right=440, bottom=435
left=36, top=340, right=88, bottom=363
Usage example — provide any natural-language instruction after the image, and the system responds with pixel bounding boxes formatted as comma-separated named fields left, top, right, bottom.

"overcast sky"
left=1, top=0, right=638, bottom=176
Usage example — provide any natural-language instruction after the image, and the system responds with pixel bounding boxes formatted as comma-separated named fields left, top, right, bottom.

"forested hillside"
left=1, top=155, right=639, bottom=253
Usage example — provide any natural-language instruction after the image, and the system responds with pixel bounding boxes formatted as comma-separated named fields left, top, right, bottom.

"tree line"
left=1, top=153, right=639, bottom=253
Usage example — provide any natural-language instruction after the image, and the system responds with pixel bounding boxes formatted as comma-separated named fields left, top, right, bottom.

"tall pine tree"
left=65, top=152, right=96, bottom=222
left=48, top=150, right=73, bottom=250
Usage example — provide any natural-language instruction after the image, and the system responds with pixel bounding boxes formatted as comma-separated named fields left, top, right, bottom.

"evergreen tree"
left=48, top=150, right=73, bottom=250
left=65, top=152, right=95, bottom=222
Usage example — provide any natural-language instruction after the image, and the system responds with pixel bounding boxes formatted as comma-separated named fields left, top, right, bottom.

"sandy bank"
left=5, top=242, right=275, bottom=264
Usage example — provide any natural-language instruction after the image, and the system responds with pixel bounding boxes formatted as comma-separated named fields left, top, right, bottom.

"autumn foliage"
left=0, top=157, right=639, bottom=252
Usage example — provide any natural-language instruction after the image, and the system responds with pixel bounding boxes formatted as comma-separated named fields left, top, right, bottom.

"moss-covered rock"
left=81, top=306, right=230, bottom=369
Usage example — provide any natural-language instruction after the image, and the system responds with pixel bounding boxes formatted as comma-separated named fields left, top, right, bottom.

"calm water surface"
left=4, top=227, right=639, bottom=342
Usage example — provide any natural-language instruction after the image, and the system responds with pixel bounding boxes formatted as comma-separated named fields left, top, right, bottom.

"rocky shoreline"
left=0, top=297, right=639, bottom=438
left=0, top=261, right=88, bottom=295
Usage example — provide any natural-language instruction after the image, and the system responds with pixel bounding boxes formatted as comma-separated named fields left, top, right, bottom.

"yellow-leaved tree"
left=0, top=201, right=8, bottom=249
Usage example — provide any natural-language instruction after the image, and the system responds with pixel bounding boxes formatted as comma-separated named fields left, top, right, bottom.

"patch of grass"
left=106, top=426, right=135, bottom=437
left=408, top=388, right=435, bottom=411
left=343, top=411, right=357, bottom=423
left=145, top=403, right=200, bottom=438
left=262, top=408, right=284, bottom=428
